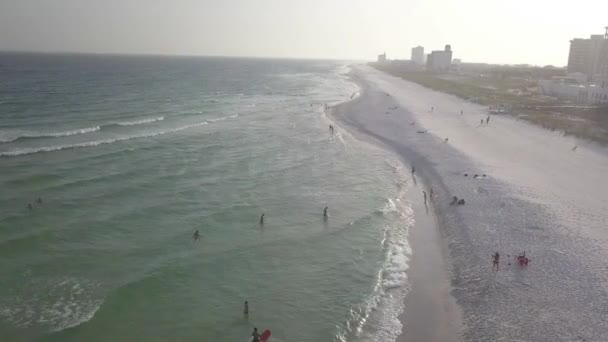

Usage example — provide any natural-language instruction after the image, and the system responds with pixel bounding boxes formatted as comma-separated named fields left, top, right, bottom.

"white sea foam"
left=114, top=116, right=164, bottom=126
left=337, top=196, right=414, bottom=342
left=207, top=114, right=238, bottom=123
left=0, top=121, right=208, bottom=157
left=0, top=126, right=101, bottom=143
left=0, top=277, right=103, bottom=332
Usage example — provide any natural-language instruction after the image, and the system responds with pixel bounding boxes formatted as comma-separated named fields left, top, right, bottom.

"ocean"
left=0, top=53, right=415, bottom=342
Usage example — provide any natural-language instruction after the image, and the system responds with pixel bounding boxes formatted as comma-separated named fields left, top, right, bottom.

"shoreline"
left=330, top=68, right=464, bottom=342
left=331, top=64, right=608, bottom=341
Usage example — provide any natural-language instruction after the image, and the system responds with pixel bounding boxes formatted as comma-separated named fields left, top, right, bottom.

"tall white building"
left=567, top=28, right=608, bottom=80
left=426, top=45, right=453, bottom=72
left=377, top=52, right=387, bottom=63
left=411, top=46, right=424, bottom=65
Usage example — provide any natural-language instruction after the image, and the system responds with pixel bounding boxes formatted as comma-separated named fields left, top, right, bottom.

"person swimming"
left=260, top=213, right=265, bottom=225
left=192, top=230, right=200, bottom=241
left=323, top=206, right=328, bottom=217
left=27, top=203, right=33, bottom=210
left=457, top=199, right=465, bottom=205
left=36, top=197, right=42, bottom=204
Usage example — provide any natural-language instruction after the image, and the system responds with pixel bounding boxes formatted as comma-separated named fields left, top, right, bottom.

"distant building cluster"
left=375, top=44, right=455, bottom=73
left=540, top=27, right=608, bottom=105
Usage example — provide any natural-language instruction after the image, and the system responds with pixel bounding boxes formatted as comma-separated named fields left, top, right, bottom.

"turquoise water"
left=0, top=54, right=413, bottom=342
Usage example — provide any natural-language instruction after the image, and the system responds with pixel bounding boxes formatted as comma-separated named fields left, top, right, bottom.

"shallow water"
left=0, top=54, right=415, bottom=342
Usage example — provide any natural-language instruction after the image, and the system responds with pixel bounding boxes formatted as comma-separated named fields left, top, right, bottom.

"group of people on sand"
left=450, top=196, right=466, bottom=205
left=480, top=115, right=491, bottom=126
left=492, top=251, right=531, bottom=271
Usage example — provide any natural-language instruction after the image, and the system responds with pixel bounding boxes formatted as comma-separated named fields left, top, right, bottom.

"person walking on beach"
left=486, top=116, right=490, bottom=125
left=492, top=252, right=500, bottom=271
left=323, top=206, right=328, bottom=218
left=192, top=229, right=200, bottom=241
left=422, top=191, right=427, bottom=205
left=260, top=213, right=265, bottom=225
left=480, top=118, right=484, bottom=126
left=243, top=301, right=249, bottom=315
left=431, top=106, right=434, bottom=112
left=460, top=109, right=463, bottom=115
left=411, top=166, right=415, bottom=175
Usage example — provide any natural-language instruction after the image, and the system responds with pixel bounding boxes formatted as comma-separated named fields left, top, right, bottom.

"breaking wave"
left=0, top=121, right=208, bottom=157
left=113, top=116, right=164, bottom=126
left=0, top=126, right=101, bottom=143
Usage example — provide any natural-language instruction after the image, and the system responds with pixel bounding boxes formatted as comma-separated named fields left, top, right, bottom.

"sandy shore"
left=331, top=65, right=608, bottom=341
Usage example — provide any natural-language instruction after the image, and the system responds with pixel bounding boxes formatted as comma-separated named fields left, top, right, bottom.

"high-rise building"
left=426, top=44, right=453, bottom=72
left=567, top=30, right=608, bottom=80
left=411, top=46, right=424, bottom=65
left=377, top=52, right=387, bottom=63
left=567, top=38, right=589, bottom=74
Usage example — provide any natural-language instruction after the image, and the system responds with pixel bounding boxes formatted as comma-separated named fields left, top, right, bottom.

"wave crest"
left=114, top=116, right=164, bottom=126
left=0, top=121, right=208, bottom=157
left=0, top=126, right=101, bottom=143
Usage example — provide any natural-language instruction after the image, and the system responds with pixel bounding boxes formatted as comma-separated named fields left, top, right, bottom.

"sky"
left=1, top=0, right=607, bottom=66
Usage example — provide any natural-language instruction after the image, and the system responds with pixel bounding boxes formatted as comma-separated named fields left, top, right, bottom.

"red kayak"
left=260, top=329, right=271, bottom=342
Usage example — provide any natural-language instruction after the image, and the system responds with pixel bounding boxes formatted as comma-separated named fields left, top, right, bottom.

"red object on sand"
left=260, top=329, right=271, bottom=342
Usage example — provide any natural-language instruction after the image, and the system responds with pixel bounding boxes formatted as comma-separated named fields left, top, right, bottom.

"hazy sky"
left=1, top=0, right=607, bottom=65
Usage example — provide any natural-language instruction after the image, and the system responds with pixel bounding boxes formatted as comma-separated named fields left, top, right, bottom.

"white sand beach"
left=332, top=65, right=608, bottom=342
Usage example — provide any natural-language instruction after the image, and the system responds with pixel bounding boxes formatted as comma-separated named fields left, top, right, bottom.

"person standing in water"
left=251, top=328, right=261, bottom=342
left=323, top=206, right=328, bottom=217
left=243, top=301, right=249, bottom=315
left=492, top=252, right=500, bottom=271
left=259, top=213, right=265, bottom=225
left=192, top=230, right=200, bottom=241
left=27, top=203, right=33, bottom=210
left=37, top=197, right=42, bottom=204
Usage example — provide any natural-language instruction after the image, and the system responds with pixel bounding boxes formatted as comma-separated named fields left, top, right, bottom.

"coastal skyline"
left=1, top=0, right=607, bottom=66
